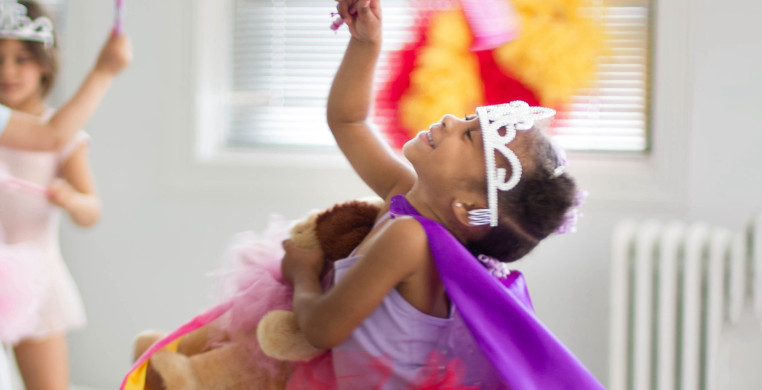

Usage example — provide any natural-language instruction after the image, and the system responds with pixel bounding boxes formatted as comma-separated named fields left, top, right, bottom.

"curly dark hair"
left=17, top=1, right=58, bottom=98
left=465, top=128, right=578, bottom=263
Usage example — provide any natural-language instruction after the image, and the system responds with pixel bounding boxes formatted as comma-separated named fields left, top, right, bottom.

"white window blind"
left=554, top=0, right=652, bottom=152
left=226, top=0, right=651, bottom=152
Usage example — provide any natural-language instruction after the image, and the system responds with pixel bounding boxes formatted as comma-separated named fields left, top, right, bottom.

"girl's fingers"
left=357, top=0, right=373, bottom=19
left=336, top=0, right=346, bottom=20
left=368, top=0, right=381, bottom=15
left=341, top=0, right=360, bottom=18
left=337, top=0, right=353, bottom=28
left=348, top=0, right=369, bottom=16
left=336, top=0, right=377, bottom=34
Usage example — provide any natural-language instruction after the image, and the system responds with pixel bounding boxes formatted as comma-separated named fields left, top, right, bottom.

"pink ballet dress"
left=0, top=109, right=89, bottom=344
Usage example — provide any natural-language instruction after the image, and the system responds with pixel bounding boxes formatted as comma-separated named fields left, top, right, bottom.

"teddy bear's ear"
left=315, top=199, right=383, bottom=261
left=288, top=209, right=321, bottom=250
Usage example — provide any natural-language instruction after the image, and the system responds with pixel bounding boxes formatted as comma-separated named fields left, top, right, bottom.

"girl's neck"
left=405, top=187, right=460, bottom=231
left=405, top=185, right=473, bottom=245
left=404, top=187, right=442, bottom=223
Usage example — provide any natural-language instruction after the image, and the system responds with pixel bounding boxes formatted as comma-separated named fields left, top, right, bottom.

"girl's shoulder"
left=379, top=214, right=427, bottom=239
left=369, top=216, right=430, bottom=264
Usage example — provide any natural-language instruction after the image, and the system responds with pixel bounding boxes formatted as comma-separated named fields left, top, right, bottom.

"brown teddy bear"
left=131, top=198, right=382, bottom=390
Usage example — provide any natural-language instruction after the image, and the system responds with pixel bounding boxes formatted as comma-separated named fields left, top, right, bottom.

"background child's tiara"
left=471, top=101, right=556, bottom=227
left=0, top=0, right=54, bottom=47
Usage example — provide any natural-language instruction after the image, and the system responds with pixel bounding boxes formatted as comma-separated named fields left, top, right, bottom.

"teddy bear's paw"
left=257, top=310, right=324, bottom=362
left=150, top=350, right=201, bottom=390
left=133, top=330, right=167, bottom=362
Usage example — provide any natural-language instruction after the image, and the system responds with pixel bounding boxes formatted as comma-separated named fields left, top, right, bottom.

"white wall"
left=687, top=0, right=762, bottom=225
left=53, top=0, right=762, bottom=388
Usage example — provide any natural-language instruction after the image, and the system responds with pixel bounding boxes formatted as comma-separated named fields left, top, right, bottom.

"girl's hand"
left=48, top=178, right=77, bottom=211
left=281, top=239, right=325, bottom=285
left=94, top=32, right=132, bottom=77
left=337, top=0, right=381, bottom=43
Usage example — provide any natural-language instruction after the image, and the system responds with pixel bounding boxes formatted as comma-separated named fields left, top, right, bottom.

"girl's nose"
left=440, top=114, right=458, bottom=132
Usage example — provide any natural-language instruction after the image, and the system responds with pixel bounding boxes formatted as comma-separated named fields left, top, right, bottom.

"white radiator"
left=609, top=215, right=762, bottom=390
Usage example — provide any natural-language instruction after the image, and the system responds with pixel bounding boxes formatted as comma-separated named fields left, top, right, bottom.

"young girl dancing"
left=281, top=0, right=604, bottom=388
left=0, top=1, right=131, bottom=389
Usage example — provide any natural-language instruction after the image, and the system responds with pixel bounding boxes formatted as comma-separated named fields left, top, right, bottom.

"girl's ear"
left=451, top=199, right=483, bottom=230
left=451, top=198, right=490, bottom=243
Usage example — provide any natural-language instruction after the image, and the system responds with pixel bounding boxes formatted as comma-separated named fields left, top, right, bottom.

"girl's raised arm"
left=327, top=0, right=415, bottom=200
left=0, top=32, right=131, bottom=150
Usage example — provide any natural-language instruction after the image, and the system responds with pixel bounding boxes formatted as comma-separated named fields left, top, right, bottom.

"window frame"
left=180, top=0, right=691, bottom=209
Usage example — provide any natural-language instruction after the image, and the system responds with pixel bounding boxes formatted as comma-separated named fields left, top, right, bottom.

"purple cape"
left=389, top=195, right=605, bottom=390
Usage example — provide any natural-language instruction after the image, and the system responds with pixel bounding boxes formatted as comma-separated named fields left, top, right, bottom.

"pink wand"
left=331, top=13, right=344, bottom=31
left=0, top=164, right=50, bottom=197
left=115, top=0, right=125, bottom=34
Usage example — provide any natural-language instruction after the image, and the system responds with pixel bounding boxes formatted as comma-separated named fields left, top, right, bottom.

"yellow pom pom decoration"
left=381, top=1, right=606, bottom=146
left=493, top=0, right=607, bottom=106
left=399, top=10, right=484, bottom=139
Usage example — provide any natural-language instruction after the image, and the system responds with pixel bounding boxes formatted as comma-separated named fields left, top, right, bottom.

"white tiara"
left=0, top=0, right=54, bottom=47
left=470, top=101, right=556, bottom=227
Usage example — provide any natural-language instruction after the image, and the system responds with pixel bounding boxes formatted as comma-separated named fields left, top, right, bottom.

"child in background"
left=281, top=0, right=603, bottom=388
left=0, top=1, right=131, bottom=389
left=0, top=9, right=129, bottom=151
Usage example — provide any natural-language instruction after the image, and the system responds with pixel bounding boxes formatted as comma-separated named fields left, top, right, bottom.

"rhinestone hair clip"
left=470, top=101, right=556, bottom=227
left=0, top=0, right=54, bottom=47
left=477, top=254, right=512, bottom=279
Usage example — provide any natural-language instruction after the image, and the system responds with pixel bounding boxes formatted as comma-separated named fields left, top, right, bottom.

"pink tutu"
left=208, top=215, right=302, bottom=376
left=0, top=242, right=49, bottom=344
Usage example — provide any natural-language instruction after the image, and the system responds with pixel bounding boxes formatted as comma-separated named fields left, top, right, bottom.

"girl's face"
left=403, top=114, right=487, bottom=196
left=0, top=39, right=44, bottom=110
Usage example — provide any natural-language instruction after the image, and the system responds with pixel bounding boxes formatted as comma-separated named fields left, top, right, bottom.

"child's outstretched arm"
left=327, top=0, right=415, bottom=201
left=0, top=31, right=131, bottom=150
